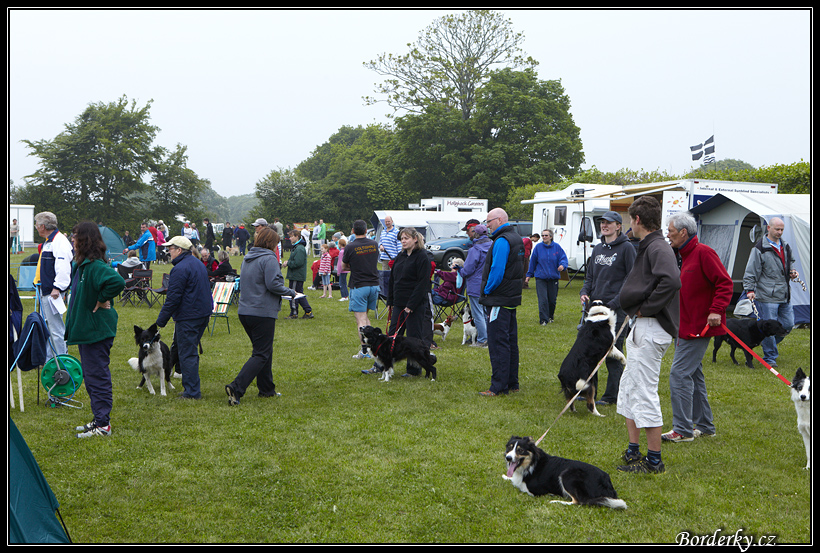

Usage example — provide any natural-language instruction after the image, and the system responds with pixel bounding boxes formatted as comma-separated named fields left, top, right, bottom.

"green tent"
left=97, top=225, right=127, bottom=264
left=8, top=417, right=70, bottom=543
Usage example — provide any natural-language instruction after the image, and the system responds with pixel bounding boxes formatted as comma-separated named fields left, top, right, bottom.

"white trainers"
left=76, top=422, right=111, bottom=438
left=352, top=351, right=372, bottom=359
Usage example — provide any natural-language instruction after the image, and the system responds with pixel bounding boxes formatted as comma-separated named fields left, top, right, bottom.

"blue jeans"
left=468, top=295, right=487, bottom=344
left=174, top=316, right=209, bottom=398
left=755, top=301, right=794, bottom=364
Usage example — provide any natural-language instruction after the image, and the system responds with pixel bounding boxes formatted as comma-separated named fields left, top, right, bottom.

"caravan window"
left=554, top=206, right=567, bottom=226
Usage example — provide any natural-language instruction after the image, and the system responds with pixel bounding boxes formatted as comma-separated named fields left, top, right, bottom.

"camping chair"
left=375, top=270, right=391, bottom=319
left=9, top=312, right=48, bottom=412
left=209, top=281, right=235, bottom=335
left=149, top=273, right=170, bottom=305
left=16, top=265, right=37, bottom=294
left=430, top=271, right=468, bottom=323
left=120, top=270, right=155, bottom=307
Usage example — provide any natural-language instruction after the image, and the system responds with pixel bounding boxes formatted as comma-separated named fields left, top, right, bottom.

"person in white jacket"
left=34, top=211, right=74, bottom=360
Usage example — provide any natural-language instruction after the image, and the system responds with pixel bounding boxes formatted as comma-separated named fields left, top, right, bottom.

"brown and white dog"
left=433, top=315, right=457, bottom=341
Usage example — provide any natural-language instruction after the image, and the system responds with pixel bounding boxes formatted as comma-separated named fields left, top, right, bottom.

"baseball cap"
left=601, top=211, right=622, bottom=224
left=461, top=219, right=480, bottom=231
left=163, top=236, right=193, bottom=249
left=252, top=218, right=268, bottom=227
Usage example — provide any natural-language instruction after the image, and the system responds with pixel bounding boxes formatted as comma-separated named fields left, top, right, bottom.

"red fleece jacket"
left=677, top=236, right=733, bottom=339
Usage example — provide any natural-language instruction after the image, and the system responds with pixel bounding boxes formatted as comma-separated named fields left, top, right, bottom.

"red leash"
left=694, top=323, right=791, bottom=386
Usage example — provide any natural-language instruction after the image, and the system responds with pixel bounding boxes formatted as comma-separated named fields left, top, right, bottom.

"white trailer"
left=522, top=180, right=778, bottom=272
left=409, top=197, right=489, bottom=213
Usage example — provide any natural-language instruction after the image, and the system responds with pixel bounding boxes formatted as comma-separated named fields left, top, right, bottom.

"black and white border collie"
left=791, top=368, right=811, bottom=470
left=359, top=325, right=437, bottom=382
left=557, top=301, right=625, bottom=416
left=129, top=324, right=174, bottom=396
left=503, top=436, right=626, bottom=509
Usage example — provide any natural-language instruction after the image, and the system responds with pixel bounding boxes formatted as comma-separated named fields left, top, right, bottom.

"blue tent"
left=8, top=417, right=71, bottom=543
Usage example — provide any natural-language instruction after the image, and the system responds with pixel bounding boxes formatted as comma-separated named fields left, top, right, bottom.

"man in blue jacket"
left=525, top=229, right=568, bottom=325
left=155, top=236, right=213, bottom=399
left=124, top=222, right=157, bottom=269
left=479, top=208, right=525, bottom=396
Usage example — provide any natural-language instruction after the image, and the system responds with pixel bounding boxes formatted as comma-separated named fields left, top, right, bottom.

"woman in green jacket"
left=65, top=222, right=126, bottom=438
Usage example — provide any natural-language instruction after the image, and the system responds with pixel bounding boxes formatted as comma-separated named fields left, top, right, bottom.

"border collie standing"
left=557, top=301, right=625, bottom=416
left=502, top=436, right=626, bottom=509
left=791, top=368, right=811, bottom=470
left=359, top=325, right=437, bottom=382
left=128, top=324, right=174, bottom=396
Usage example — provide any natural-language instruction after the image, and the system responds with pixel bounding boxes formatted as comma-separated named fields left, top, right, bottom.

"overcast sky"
left=8, top=8, right=811, bottom=200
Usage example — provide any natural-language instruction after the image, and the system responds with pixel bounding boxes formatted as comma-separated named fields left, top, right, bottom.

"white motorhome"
left=522, top=180, right=778, bottom=272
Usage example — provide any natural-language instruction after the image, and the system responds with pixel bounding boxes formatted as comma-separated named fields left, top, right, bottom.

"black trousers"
left=229, top=315, right=277, bottom=398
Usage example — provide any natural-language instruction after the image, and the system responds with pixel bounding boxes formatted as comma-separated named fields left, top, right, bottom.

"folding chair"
left=375, top=270, right=391, bottom=319
left=120, top=270, right=155, bottom=307
left=430, top=271, right=468, bottom=323
left=209, top=281, right=235, bottom=335
left=149, top=273, right=170, bottom=305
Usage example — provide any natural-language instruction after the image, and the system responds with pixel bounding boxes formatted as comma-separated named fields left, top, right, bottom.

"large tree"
left=364, top=10, right=536, bottom=120
left=21, top=96, right=207, bottom=235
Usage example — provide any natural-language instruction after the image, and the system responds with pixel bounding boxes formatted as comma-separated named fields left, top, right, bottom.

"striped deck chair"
left=209, top=281, right=235, bottom=335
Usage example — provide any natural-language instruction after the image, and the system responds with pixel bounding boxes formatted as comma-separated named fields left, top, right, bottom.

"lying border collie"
left=359, top=325, right=437, bottom=382
left=791, top=368, right=811, bottom=470
left=128, top=324, right=174, bottom=396
left=557, top=301, right=625, bottom=416
left=503, top=436, right=626, bottom=509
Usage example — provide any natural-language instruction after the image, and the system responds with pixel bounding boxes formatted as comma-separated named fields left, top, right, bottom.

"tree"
left=364, top=10, right=536, bottom=120
left=22, top=96, right=160, bottom=228
left=251, top=168, right=312, bottom=226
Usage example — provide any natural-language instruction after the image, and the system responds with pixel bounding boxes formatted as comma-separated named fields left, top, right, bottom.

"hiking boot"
left=77, top=423, right=111, bottom=438
left=661, top=430, right=694, bottom=442
left=301, top=312, right=314, bottom=319
left=617, top=457, right=665, bottom=474
left=621, top=448, right=642, bottom=465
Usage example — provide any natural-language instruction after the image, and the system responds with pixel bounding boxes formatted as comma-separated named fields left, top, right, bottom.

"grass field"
left=9, top=250, right=811, bottom=544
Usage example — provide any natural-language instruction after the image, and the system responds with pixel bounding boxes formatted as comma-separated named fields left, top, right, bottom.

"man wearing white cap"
left=155, top=236, right=213, bottom=399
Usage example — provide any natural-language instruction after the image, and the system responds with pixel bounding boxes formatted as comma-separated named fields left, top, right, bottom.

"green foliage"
left=9, top=251, right=811, bottom=543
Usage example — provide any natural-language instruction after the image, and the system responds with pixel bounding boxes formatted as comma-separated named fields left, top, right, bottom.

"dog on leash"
left=557, top=301, right=625, bottom=417
left=461, top=304, right=477, bottom=345
left=128, top=324, right=174, bottom=396
left=712, top=318, right=788, bottom=368
left=791, top=368, right=811, bottom=470
left=359, top=325, right=437, bottom=382
left=502, top=436, right=626, bottom=509
left=433, top=315, right=457, bottom=341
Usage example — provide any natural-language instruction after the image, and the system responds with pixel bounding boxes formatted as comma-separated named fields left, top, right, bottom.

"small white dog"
left=791, top=368, right=811, bottom=470
left=462, top=304, right=477, bottom=345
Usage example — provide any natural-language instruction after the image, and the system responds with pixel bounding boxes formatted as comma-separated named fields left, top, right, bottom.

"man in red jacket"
left=662, top=212, right=733, bottom=443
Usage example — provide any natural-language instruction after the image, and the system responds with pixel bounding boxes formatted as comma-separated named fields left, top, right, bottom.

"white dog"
left=461, top=304, right=477, bottom=345
left=791, top=368, right=811, bottom=470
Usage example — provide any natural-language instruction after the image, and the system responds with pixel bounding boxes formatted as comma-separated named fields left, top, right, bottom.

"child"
left=318, top=243, right=333, bottom=298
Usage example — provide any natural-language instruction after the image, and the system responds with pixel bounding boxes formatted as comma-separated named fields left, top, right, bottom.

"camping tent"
left=8, top=417, right=71, bottom=543
left=98, top=225, right=126, bottom=264
left=690, top=192, right=810, bottom=324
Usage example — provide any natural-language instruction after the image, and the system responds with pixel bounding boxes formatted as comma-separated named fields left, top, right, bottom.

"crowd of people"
left=11, top=204, right=802, bottom=469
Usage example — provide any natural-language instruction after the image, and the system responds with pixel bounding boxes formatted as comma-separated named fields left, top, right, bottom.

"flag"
left=691, top=135, right=715, bottom=163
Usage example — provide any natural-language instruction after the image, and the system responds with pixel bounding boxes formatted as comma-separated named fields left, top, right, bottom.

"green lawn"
left=9, top=251, right=811, bottom=543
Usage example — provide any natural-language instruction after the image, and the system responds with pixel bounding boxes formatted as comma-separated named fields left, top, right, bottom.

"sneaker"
left=352, top=351, right=372, bottom=359
left=301, top=312, right=314, bottom=319
left=478, top=390, right=499, bottom=397
left=225, top=385, right=240, bottom=406
left=75, top=420, right=98, bottom=433
left=693, top=429, right=716, bottom=438
left=361, top=367, right=379, bottom=375
left=77, top=424, right=111, bottom=438
left=661, top=430, right=694, bottom=442
left=617, top=456, right=665, bottom=474
left=621, top=448, right=642, bottom=465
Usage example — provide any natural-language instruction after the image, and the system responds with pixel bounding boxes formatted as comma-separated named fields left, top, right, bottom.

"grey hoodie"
left=238, top=247, right=295, bottom=319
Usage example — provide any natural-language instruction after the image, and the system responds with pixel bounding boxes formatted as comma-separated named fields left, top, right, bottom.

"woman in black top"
left=387, top=227, right=432, bottom=350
